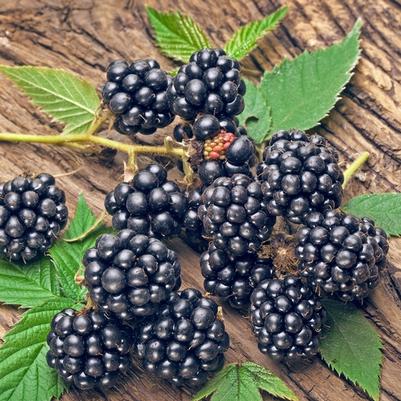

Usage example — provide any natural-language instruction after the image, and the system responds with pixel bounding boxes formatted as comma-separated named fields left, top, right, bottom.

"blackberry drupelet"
left=257, top=130, right=344, bottom=224
left=250, top=276, right=326, bottom=361
left=198, top=174, right=276, bottom=257
left=167, top=48, right=245, bottom=121
left=102, top=59, right=174, bottom=136
left=84, top=231, right=181, bottom=319
left=296, top=209, right=389, bottom=302
left=104, top=164, right=187, bottom=238
left=47, top=308, right=132, bottom=390
left=136, top=288, right=229, bottom=388
left=0, top=173, right=68, bottom=263
left=200, top=243, right=274, bottom=309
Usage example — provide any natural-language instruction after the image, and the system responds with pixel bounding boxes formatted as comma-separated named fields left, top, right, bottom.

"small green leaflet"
left=147, top=7, right=211, bottom=63
left=224, top=7, right=288, bottom=60
left=343, top=193, right=401, bottom=236
left=0, top=298, right=80, bottom=401
left=193, top=362, right=297, bottom=401
left=238, top=79, right=271, bottom=144
left=0, top=65, right=100, bottom=134
left=320, top=299, right=382, bottom=401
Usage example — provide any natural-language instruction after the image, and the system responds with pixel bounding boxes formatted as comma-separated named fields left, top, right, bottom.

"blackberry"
left=167, top=49, right=245, bottom=121
left=250, top=276, right=326, bottom=361
left=0, top=173, right=68, bottom=262
left=200, top=243, right=274, bottom=309
left=46, top=308, right=132, bottom=390
left=257, top=130, right=344, bottom=224
left=296, top=209, right=389, bottom=302
left=173, top=123, right=194, bottom=142
left=102, top=59, right=174, bottom=136
left=198, top=174, right=276, bottom=257
left=136, top=288, right=229, bottom=388
left=104, top=164, right=187, bottom=238
left=84, top=231, right=181, bottom=319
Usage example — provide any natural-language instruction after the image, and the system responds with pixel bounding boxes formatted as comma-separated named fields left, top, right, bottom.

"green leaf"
left=147, top=7, right=212, bottom=63
left=238, top=79, right=271, bottom=144
left=0, top=257, right=61, bottom=308
left=320, top=299, right=382, bottom=401
left=224, top=7, right=288, bottom=60
left=0, top=66, right=100, bottom=134
left=342, top=193, right=401, bottom=236
left=260, top=20, right=361, bottom=135
left=0, top=298, right=80, bottom=401
left=193, top=362, right=297, bottom=401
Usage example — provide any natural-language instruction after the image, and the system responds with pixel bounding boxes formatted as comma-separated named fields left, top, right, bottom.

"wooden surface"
left=0, top=0, right=401, bottom=400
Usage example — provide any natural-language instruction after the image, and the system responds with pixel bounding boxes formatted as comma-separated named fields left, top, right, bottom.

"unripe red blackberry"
left=296, top=209, right=389, bottom=302
left=135, top=288, right=229, bottom=388
left=104, top=164, right=187, bottom=238
left=47, top=308, right=132, bottom=390
left=200, top=243, right=274, bottom=309
left=0, top=173, right=68, bottom=263
left=84, top=231, right=181, bottom=319
left=257, top=130, right=344, bottom=224
left=250, top=276, right=326, bottom=361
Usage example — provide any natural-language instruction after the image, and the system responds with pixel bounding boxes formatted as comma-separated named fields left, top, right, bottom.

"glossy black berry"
left=105, top=164, right=187, bottom=238
left=0, top=173, right=68, bottom=263
left=102, top=59, right=174, bottom=136
left=47, top=308, right=132, bottom=390
left=167, top=49, right=245, bottom=121
left=296, top=209, right=389, bottom=302
left=84, top=231, right=181, bottom=319
left=136, top=288, right=229, bottom=388
left=198, top=174, right=276, bottom=257
left=257, top=130, right=344, bottom=224
left=251, top=276, right=326, bottom=361
left=173, top=123, right=194, bottom=142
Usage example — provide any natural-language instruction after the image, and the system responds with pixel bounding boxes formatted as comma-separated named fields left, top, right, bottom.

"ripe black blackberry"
left=296, top=209, right=389, bottom=302
left=84, top=230, right=181, bottom=319
left=257, top=130, right=344, bottom=224
left=104, top=164, right=187, bottom=238
left=167, top=48, right=245, bottom=121
left=0, top=173, right=68, bottom=263
left=198, top=174, right=276, bottom=257
left=200, top=243, right=274, bottom=309
left=102, top=59, right=174, bottom=136
left=250, top=276, right=326, bottom=361
left=136, top=288, right=229, bottom=388
left=46, top=308, right=132, bottom=390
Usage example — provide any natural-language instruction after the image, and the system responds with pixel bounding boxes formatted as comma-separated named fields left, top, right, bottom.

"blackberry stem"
left=342, top=151, right=369, bottom=188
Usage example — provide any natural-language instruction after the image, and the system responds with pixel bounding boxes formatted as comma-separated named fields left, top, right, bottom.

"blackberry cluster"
left=136, top=288, right=229, bottom=388
left=250, top=276, right=325, bottom=361
left=296, top=209, right=389, bottom=302
left=84, top=231, right=181, bottom=319
left=105, top=164, right=187, bottom=238
left=0, top=173, right=68, bottom=262
left=167, top=48, right=245, bottom=121
left=102, top=59, right=174, bottom=135
left=200, top=243, right=274, bottom=309
left=257, top=130, right=344, bottom=224
left=47, top=308, right=132, bottom=390
left=198, top=174, right=276, bottom=257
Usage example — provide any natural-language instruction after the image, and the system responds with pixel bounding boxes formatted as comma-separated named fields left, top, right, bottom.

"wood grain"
left=0, top=0, right=401, bottom=400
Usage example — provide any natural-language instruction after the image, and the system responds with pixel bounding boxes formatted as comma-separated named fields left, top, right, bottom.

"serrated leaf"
left=193, top=362, right=297, bottom=401
left=0, top=66, right=100, bottom=134
left=342, top=193, right=401, bottom=236
left=147, top=7, right=211, bottom=63
left=224, top=7, right=288, bottom=60
left=0, top=298, right=79, bottom=401
left=238, top=79, right=271, bottom=144
left=0, top=257, right=61, bottom=308
left=320, top=299, right=382, bottom=401
left=260, top=20, right=361, bottom=134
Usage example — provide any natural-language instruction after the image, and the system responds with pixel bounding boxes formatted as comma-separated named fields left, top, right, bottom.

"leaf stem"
left=342, top=151, right=369, bottom=188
